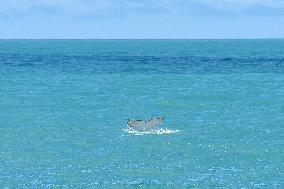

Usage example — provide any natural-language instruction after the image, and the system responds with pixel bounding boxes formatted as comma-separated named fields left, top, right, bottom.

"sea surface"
left=0, top=39, right=283, bottom=188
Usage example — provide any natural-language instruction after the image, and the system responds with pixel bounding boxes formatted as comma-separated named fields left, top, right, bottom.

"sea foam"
left=122, top=128, right=180, bottom=135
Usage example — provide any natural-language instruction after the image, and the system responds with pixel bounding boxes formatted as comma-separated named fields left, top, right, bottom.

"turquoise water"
left=0, top=40, right=283, bottom=188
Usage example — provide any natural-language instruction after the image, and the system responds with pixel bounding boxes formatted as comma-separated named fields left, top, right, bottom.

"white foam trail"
left=122, top=128, right=180, bottom=135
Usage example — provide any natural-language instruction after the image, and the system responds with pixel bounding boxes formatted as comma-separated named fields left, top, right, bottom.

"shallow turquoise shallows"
left=0, top=40, right=283, bottom=188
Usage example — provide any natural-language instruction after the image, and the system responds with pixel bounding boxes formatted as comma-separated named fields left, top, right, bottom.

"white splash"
left=122, top=128, right=180, bottom=135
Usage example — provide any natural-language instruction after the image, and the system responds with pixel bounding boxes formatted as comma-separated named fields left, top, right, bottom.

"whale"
left=126, top=116, right=164, bottom=131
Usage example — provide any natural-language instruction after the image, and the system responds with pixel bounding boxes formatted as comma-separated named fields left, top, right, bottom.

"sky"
left=0, top=0, right=284, bottom=39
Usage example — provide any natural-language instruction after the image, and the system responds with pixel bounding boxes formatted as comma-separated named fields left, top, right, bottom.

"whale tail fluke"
left=125, top=116, right=164, bottom=131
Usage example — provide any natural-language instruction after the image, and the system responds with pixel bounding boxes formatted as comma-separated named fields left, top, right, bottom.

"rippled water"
left=0, top=40, right=283, bottom=188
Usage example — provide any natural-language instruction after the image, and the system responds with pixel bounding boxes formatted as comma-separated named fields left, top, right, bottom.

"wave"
left=122, top=128, right=180, bottom=135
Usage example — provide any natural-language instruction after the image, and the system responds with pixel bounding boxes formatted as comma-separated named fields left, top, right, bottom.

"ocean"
left=0, top=39, right=283, bottom=188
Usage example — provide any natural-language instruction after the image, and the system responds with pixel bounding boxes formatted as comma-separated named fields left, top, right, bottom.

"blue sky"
left=0, top=0, right=284, bottom=39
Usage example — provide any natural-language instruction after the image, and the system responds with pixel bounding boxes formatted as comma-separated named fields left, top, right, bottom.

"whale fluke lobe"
left=126, top=116, right=164, bottom=131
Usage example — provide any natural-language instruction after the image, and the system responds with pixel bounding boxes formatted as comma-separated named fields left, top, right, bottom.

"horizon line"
left=0, top=38, right=284, bottom=40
